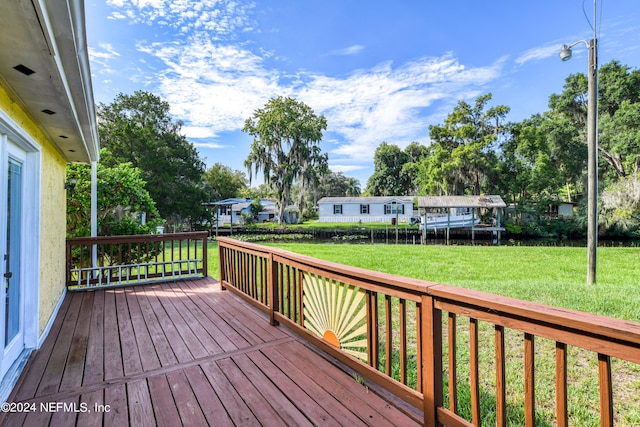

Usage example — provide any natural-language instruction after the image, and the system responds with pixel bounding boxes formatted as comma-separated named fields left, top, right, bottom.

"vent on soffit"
left=13, top=64, right=35, bottom=76
left=41, top=109, right=56, bottom=115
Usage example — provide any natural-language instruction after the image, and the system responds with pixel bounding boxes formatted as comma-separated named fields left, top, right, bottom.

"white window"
left=360, top=204, right=369, bottom=214
left=384, top=202, right=404, bottom=215
left=384, top=202, right=405, bottom=215
left=333, top=204, right=343, bottom=214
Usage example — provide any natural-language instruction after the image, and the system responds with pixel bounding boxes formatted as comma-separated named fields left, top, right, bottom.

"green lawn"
left=209, top=241, right=640, bottom=322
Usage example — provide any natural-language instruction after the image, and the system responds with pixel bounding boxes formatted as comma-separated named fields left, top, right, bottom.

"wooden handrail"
left=217, top=237, right=640, bottom=426
left=66, top=231, right=208, bottom=290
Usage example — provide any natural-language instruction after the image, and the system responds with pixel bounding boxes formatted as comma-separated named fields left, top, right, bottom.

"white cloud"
left=139, top=39, right=504, bottom=163
left=103, top=0, right=506, bottom=169
left=295, top=54, right=504, bottom=163
left=106, top=0, right=255, bottom=35
left=329, top=45, right=365, bottom=56
left=330, top=164, right=368, bottom=173
left=90, top=43, right=121, bottom=60
left=515, top=44, right=562, bottom=65
left=137, top=36, right=282, bottom=137
left=191, top=141, right=228, bottom=149
left=108, top=11, right=127, bottom=20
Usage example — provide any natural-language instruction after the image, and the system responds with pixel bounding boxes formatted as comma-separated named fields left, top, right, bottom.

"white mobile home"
left=318, top=197, right=414, bottom=223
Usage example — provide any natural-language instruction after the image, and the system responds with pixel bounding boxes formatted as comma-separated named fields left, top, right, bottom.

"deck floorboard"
left=0, top=277, right=421, bottom=426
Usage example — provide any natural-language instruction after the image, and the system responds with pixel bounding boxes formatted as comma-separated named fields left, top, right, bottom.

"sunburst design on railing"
left=303, top=273, right=368, bottom=362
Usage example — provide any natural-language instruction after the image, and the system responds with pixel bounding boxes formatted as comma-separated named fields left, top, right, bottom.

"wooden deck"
left=0, top=277, right=420, bottom=426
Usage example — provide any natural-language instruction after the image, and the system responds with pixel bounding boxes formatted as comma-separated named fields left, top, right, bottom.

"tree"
left=549, top=61, right=640, bottom=184
left=418, top=94, right=508, bottom=196
left=241, top=184, right=277, bottom=200
left=203, top=163, right=247, bottom=201
left=66, top=149, right=162, bottom=238
left=497, top=115, right=567, bottom=224
left=243, top=96, right=328, bottom=225
left=366, top=142, right=426, bottom=196
left=293, top=171, right=361, bottom=219
left=98, top=91, right=208, bottom=230
left=601, top=173, right=640, bottom=234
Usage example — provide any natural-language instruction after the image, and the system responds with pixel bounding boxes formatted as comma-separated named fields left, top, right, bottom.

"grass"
left=206, top=241, right=640, bottom=425
left=259, top=244, right=640, bottom=322
left=248, top=220, right=413, bottom=231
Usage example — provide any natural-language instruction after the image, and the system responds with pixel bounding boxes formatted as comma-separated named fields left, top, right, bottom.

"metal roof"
left=318, top=196, right=414, bottom=204
left=417, top=195, right=506, bottom=208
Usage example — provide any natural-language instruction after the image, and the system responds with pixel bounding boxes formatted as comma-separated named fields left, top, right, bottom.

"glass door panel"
left=4, top=158, right=22, bottom=349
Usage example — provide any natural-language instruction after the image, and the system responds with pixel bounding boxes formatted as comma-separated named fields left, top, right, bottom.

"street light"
left=559, top=36, right=598, bottom=285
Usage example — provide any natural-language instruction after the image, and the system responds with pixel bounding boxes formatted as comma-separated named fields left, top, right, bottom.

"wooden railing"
left=217, top=237, right=640, bottom=426
left=66, top=231, right=208, bottom=290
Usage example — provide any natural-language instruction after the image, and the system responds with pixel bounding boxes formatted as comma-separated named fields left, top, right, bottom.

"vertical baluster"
left=448, top=313, right=458, bottom=414
left=108, top=243, right=114, bottom=284
left=287, top=265, right=293, bottom=318
left=268, top=253, right=279, bottom=326
left=495, top=325, right=506, bottom=427
left=367, top=292, right=379, bottom=369
left=278, top=262, right=284, bottom=315
left=252, top=255, right=258, bottom=299
left=470, top=318, right=480, bottom=426
left=186, top=237, right=191, bottom=270
left=239, top=251, right=244, bottom=291
left=399, top=298, right=407, bottom=385
left=154, top=240, right=158, bottom=275
left=598, top=353, right=613, bottom=427
left=524, top=333, right=535, bottom=427
left=556, top=342, right=568, bottom=427
left=234, top=249, right=240, bottom=288
left=415, top=303, right=423, bottom=393
left=245, top=252, right=250, bottom=293
left=264, top=256, right=269, bottom=303
left=170, top=239, right=175, bottom=278
left=219, top=244, right=226, bottom=287
left=297, top=269, right=304, bottom=325
left=290, top=267, right=297, bottom=322
left=385, top=295, right=392, bottom=376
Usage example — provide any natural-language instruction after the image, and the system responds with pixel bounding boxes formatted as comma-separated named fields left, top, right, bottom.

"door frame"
left=0, top=109, right=41, bottom=378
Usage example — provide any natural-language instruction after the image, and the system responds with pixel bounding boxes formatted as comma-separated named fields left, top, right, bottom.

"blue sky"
left=86, top=1, right=640, bottom=188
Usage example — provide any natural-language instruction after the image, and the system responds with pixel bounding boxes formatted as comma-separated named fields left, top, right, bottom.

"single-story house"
left=205, top=198, right=299, bottom=225
left=0, top=0, right=99, bottom=400
left=318, top=196, right=415, bottom=223
left=549, top=201, right=577, bottom=218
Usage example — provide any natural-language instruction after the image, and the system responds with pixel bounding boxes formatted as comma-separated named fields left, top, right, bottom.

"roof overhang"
left=417, top=195, right=506, bottom=209
left=0, top=0, right=99, bottom=163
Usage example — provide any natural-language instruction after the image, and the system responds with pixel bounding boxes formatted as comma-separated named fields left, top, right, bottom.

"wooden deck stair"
left=0, top=277, right=420, bottom=426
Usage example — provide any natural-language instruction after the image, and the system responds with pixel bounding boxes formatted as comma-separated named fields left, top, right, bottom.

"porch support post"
left=421, top=294, right=443, bottom=427
left=91, top=161, right=97, bottom=276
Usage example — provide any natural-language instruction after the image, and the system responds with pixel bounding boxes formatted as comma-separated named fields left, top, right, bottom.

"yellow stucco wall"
left=38, top=144, right=67, bottom=335
left=0, top=80, right=68, bottom=336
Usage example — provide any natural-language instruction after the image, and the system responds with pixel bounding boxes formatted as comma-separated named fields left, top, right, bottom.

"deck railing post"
left=268, top=252, right=279, bottom=326
left=421, top=295, right=443, bottom=427
left=65, top=240, right=72, bottom=288
left=201, top=234, right=208, bottom=278
left=218, top=241, right=227, bottom=290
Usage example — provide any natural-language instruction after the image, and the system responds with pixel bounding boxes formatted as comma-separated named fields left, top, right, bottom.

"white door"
left=0, top=118, right=41, bottom=391
left=1, top=152, right=24, bottom=377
